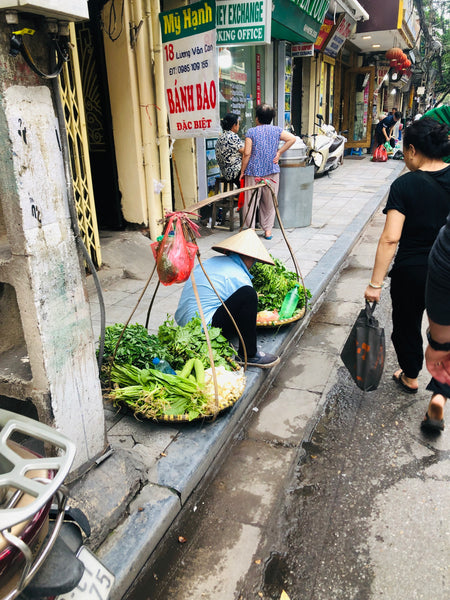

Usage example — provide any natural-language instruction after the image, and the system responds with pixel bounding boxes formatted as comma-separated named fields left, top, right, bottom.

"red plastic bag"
left=372, top=144, right=388, bottom=162
left=151, top=215, right=198, bottom=286
left=237, top=176, right=245, bottom=210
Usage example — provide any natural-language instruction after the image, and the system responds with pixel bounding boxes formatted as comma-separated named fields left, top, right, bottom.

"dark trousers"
left=390, top=265, right=450, bottom=398
left=375, top=125, right=387, bottom=146
left=390, top=265, right=427, bottom=378
left=211, top=285, right=257, bottom=358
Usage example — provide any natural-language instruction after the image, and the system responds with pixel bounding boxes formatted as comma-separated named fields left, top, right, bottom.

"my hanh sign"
left=159, top=0, right=220, bottom=138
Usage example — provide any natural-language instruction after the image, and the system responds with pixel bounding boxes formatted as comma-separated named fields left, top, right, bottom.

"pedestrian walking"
left=240, top=103, right=296, bottom=240
left=424, top=208, right=450, bottom=429
left=364, top=117, right=450, bottom=430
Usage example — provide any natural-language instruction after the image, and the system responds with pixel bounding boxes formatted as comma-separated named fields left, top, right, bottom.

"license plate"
left=55, top=546, right=115, bottom=600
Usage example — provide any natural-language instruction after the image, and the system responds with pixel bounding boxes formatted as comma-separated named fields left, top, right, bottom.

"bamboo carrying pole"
left=109, top=181, right=307, bottom=420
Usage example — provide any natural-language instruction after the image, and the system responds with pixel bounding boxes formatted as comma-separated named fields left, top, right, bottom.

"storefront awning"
left=272, top=0, right=330, bottom=44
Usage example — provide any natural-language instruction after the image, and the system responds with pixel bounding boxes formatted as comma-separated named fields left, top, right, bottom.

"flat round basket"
left=153, top=393, right=242, bottom=423
left=257, top=306, right=306, bottom=328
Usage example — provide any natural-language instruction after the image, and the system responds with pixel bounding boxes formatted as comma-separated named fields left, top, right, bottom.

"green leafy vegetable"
left=157, top=317, right=236, bottom=371
left=250, top=257, right=311, bottom=312
left=109, top=363, right=215, bottom=421
left=100, top=323, right=171, bottom=369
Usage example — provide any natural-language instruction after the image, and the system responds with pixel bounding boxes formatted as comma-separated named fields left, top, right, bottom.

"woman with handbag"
left=364, top=117, right=450, bottom=432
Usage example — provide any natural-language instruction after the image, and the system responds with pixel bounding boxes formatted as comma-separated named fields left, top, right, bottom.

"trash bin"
left=274, top=136, right=314, bottom=228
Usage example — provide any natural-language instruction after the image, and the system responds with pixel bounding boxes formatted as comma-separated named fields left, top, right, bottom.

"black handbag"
left=340, top=301, right=385, bottom=391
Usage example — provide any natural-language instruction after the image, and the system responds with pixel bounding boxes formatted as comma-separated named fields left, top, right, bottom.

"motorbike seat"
left=329, top=137, right=345, bottom=153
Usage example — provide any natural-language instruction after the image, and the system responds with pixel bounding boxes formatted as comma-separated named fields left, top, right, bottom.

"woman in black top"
left=365, top=118, right=450, bottom=432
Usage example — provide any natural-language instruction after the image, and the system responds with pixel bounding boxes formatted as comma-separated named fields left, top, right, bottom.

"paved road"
left=125, top=208, right=450, bottom=600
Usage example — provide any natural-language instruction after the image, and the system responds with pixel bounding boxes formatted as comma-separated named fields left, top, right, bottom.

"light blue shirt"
left=175, top=253, right=253, bottom=326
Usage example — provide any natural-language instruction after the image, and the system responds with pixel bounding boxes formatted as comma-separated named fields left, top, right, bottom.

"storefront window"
left=218, top=46, right=266, bottom=136
left=354, top=73, right=370, bottom=141
left=203, top=46, right=266, bottom=197
left=284, top=48, right=292, bottom=128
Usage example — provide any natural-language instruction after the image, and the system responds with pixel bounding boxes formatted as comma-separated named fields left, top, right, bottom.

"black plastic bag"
left=340, top=301, right=385, bottom=391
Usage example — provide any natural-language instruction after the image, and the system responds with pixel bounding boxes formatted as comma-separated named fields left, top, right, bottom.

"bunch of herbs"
left=250, top=257, right=311, bottom=312
left=100, top=323, right=171, bottom=370
left=157, top=317, right=236, bottom=371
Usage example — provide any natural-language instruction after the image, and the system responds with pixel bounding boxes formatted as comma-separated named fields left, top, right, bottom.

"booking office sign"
left=159, top=0, right=220, bottom=138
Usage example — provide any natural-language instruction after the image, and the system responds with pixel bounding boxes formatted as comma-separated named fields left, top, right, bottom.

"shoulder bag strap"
left=419, top=170, right=450, bottom=197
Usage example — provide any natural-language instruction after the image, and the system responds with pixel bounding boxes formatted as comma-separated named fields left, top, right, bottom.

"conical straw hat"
left=211, top=229, right=275, bottom=265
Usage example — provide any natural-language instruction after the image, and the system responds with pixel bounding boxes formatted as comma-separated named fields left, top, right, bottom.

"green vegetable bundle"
left=101, top=323, right=171, bottom=370
left=109, top=363, right=215, bottom=421
left=250, top=257, right=311, bottom=312
left=157, top=317, right=236, bottom=371
left=100, top=317, right=237, bottom=376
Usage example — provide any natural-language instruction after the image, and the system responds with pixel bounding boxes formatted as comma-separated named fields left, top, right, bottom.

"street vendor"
left=175, top=229, right=280, bottom=368
left=375, top=111, right=402, bottom=147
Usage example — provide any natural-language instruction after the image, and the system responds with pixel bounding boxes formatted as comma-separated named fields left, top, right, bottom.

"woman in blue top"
left=240, top=104, right=296, bottom=240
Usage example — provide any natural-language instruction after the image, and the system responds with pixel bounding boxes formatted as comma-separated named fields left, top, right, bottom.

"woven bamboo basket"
left=256, top=306, right=306, bottom=328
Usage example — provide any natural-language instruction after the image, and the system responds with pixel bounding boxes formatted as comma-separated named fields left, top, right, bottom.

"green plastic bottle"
left=279, top=284, right=300, bottom=319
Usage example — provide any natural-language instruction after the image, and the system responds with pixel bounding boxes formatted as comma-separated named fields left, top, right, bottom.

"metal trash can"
left=274, top=136, right=314, bottom=228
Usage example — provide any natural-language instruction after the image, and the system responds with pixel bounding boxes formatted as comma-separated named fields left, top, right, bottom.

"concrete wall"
left=0, top=17, right=106, bottom=472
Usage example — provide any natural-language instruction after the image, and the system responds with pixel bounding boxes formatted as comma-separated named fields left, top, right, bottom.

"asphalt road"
left=125, top=209, right=449, bottom=600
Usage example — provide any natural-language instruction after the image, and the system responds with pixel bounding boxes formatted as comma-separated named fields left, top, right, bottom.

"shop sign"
left=289, top=0, right=329, bottom=24
left=216, top=0, right=271, bottom=46
left=376, top=65, right=390, bottom=90
left=292, top=43, right=314, bottom=57
left=314, top=17, right=333, bottom=51
left=159, top=0, right=220, bottom=138
left=324, top=14, right=355, bottom=58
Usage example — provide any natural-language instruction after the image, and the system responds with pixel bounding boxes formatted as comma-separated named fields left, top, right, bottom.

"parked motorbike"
left=304, top=114, right=347, bottom=176
left=0, top=409, right=114, bottom=600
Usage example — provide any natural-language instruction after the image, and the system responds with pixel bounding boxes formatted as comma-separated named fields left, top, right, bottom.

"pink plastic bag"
left=151, top=215, right=198, bottom=286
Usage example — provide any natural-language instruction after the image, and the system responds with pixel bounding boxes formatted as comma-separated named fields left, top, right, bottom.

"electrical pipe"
left=132, top=0, right=164, bottom=241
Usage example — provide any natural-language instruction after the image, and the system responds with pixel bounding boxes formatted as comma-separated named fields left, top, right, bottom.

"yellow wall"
left=103, top=0, right=148, bottom=226
left=173, top=139, right=198, bottom=210
left=102, top=0, right=199, bottom=237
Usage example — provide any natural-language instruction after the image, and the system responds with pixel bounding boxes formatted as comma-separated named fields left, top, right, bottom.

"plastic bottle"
left=279, top=284, right=300, bottom=319
left=152, top=357, right=176, bottom=375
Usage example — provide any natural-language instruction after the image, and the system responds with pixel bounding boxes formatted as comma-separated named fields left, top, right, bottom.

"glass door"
left=344, top=66, right=375, bottom=148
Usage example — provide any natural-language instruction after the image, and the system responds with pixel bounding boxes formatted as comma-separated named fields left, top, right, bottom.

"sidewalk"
left=76, top=156, right=405, bottom=600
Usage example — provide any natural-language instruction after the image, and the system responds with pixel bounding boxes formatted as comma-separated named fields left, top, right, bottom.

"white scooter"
left=0, top=409, right=115, bottom=600
left=304, top=114, right=347, bottom=177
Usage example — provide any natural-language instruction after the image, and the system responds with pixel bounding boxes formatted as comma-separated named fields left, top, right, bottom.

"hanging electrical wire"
left=9, top=28, right=69, bottom=79
left=102, top=0, right=125, bottom=42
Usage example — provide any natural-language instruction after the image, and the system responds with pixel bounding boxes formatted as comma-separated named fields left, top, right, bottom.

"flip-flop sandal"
left=421, top=412, right=445, bottom=432
left=392, top=371, right=418, bottom=394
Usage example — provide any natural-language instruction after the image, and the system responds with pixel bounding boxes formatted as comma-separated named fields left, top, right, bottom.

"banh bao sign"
left=159, top=0, right=220, bottom=138
left=216, top=0, right=271, bottom=46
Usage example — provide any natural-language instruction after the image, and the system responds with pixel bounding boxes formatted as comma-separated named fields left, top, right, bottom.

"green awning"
left=272, top=0, right=327, bottom=43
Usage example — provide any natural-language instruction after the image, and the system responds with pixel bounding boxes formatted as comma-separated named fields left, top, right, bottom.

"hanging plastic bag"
left=237, top=176, right=245, bottom=211
left=340, top=301, right=385, bottom=391
left=150, top=213, right=198, bottom=286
